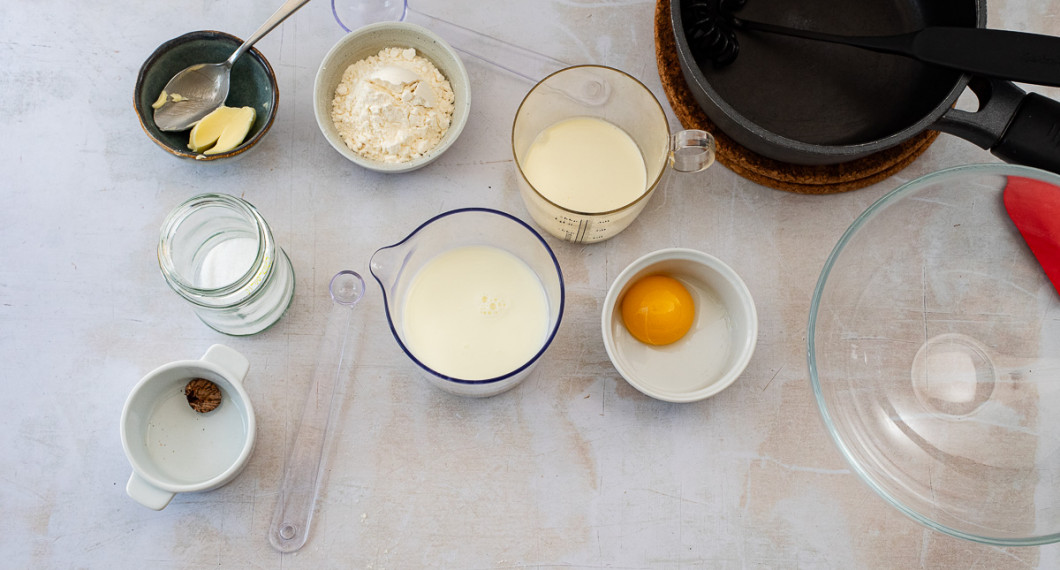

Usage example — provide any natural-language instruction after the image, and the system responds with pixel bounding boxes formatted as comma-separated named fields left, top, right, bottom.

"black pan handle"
left=730, top=22, right=1060, bottom=88
left=934, top=77, right=1060, bottom=174
left=993, top=93, right=1060, bottom=170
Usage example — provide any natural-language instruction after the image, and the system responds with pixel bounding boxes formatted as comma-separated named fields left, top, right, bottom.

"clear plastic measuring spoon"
left=269, top=270, right=365, bottom=553
left=331, top=0, right=569, bottom=82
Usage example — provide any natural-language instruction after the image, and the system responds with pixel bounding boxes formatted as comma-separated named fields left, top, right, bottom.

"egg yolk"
left=620, top=274, right=695, bottom=346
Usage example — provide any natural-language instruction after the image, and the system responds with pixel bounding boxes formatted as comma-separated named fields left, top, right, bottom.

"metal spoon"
left=154, top=0, right=310, bottom=132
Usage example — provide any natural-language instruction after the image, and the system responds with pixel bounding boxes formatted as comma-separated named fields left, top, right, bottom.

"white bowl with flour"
left=314, top=22, right=471, bottom=173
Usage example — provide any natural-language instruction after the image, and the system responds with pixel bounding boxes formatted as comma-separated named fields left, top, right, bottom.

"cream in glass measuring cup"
left=158, top=193, right=295, bottom=335
left=513, top=65, right=716, bottom=244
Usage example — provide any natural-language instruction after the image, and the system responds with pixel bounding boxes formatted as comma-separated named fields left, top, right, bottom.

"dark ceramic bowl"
left=135, top=31, right=278, bottom=161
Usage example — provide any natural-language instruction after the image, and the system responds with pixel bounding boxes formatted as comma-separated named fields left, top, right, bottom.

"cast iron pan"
left=672, top=0, right=1060, bottom=172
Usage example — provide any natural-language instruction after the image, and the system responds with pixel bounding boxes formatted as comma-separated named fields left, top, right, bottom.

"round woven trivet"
left=654, top=0, right=939, bottom=194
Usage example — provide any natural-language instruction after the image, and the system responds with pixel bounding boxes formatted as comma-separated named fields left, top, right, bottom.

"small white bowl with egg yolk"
left=601, top=248, right=758, bottom=402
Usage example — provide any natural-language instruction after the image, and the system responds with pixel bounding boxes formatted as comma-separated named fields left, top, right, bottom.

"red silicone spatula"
left=1003, top=176, right=1060, bottom=296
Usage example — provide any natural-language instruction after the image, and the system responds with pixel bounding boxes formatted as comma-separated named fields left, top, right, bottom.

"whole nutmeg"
left=184, top=378, right=222, bottom=413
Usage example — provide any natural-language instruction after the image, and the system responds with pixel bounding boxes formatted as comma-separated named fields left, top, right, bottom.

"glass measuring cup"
left=331, top=0, right=568, bottom=82
left=512, top=65, right=716, bottom=244
left=369, top=208, right=564, bottom=398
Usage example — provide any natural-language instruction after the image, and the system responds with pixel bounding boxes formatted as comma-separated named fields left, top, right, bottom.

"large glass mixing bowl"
left=809, top=164, right=1060, bottom=545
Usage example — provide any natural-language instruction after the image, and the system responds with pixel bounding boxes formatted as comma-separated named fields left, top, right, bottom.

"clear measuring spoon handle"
left=331, top=0, right=569, bottom=83
left=269, top=270, right=365, bottom=553
left=404, top=8, right=569, bottom=83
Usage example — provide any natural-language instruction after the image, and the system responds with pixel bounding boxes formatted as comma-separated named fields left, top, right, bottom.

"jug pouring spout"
left=369, top=242, right=414, bottom=304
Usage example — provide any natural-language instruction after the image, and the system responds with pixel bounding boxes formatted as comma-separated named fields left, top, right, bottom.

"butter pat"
left=187, top=106, right=256, bottom=154
left=151, top=90, right=168, bottom=109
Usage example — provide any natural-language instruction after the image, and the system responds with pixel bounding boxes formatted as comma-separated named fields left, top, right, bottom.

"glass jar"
left=158, top=193, right=295, bottom=335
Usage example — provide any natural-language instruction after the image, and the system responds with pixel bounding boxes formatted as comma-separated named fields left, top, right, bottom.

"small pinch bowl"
left=120, top=345, right=256, bottom=510
left=602, top=248, right=758, bottom=403
left=314, top=21, right=471, bottom=173
left=134, top=30, right=278, bottom=161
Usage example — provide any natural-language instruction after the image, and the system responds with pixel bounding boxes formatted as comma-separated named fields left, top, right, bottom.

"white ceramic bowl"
left=314, top=22, right=471, bottom=173
left=602, top=248, right=757, bottom=402
left=120, top=345, right=256, bottom=510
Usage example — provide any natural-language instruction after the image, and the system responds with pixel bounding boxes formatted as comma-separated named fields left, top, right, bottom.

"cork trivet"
left=654, top=0, right=939, bottom=194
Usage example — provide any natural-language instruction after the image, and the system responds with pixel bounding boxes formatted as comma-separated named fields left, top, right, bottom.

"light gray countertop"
left=4, top=0, right=1060, bottom=567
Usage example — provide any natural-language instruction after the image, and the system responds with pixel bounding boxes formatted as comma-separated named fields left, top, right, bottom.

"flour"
left=331, top=47, right=455, bottom=164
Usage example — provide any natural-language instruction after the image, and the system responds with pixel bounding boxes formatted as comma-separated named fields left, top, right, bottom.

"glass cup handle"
left=669, top=129, right=716, bottom=173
